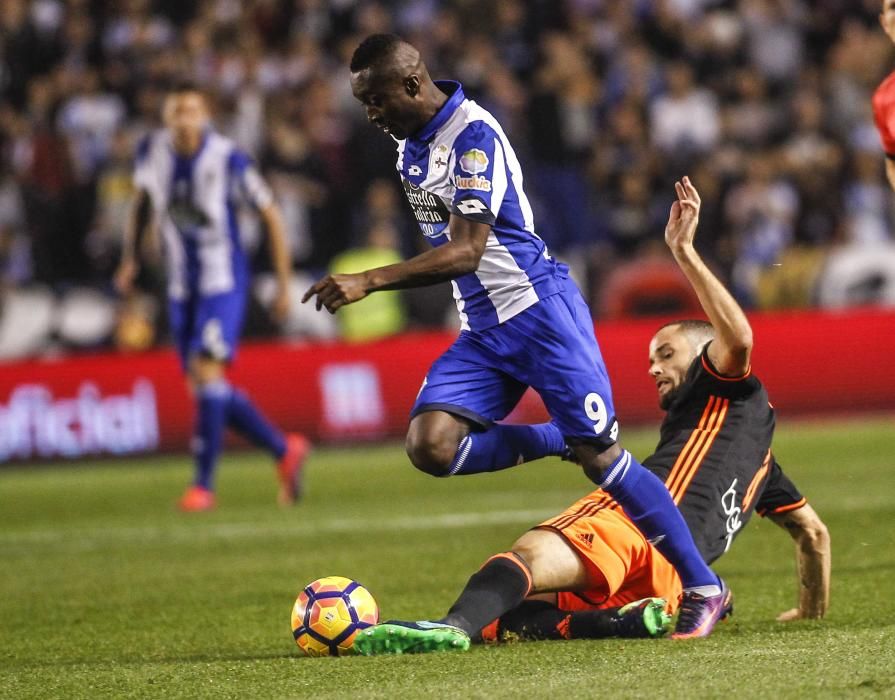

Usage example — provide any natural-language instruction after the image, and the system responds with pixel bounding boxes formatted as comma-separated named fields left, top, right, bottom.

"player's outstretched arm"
left=114, top=188, right=152, bottom=295
left=664, top=176, right=753, bottom=376
left=768, top=503, right=830, bottom=621
left=259, top=202, right=292, bottom=324
left=302, top=215, right=490, bottom=313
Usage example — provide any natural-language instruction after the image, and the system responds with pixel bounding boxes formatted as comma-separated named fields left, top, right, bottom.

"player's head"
left=163, top=82, right=210, bottom=150
left=648, top=320, right=715, bottom=410
left=882, top=0, right=895, bottom=44
left=349, top=33, right=434, bottom=139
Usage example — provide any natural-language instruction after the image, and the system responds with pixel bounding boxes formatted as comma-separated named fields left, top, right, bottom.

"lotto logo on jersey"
left=459, top=149, right=489, bottom=174
left=456, top=198, right=490, bottom=216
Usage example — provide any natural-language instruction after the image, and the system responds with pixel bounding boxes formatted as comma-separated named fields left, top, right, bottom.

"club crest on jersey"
left=459, top=149, right=489, bottom=175
left=433, top=143, right=449, bottom=171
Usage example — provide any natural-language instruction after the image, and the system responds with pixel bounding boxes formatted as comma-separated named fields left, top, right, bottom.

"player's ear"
left=404, top=74, right=420, bottom=98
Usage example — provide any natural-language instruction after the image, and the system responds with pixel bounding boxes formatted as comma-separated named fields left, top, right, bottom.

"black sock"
left=497, top=600, right=572, bottom=641
left=496, top=603, right=624, bottom=641
left=567, top=608, right=626, bottom=639
left=440, top=552, right=532, bottom=636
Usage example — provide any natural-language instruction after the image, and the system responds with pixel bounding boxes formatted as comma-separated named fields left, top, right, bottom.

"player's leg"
left=518, top=282, right=728, bottom=637
left=180, top=354, right=229, bottom=511
left=492, top=507, right=683, bottom=642
left=406, top=411, right=566, bottom=477
left=439, top=528, right=588, bottom=633
left=225, top=385, right=311, bottom=504
left=169, top=298, right=218, bottom=511
left=354, top=529, right=588, bottom=655
left=570, top=443, right=733, bottom=638
left=199, top=292, right=310, bottom=504
left=492, top=597, right=671, bottom=642
left=405, top=335, right=566, bottom=478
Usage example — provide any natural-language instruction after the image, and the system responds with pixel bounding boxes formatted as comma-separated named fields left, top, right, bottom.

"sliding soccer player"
left=354, top=178, right=830, bottom=653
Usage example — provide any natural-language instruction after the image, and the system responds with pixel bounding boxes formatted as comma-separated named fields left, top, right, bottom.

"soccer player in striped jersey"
left=353, top=178, right=830, bottom=654
left=115, top=83, right=310, bottom=512
left=303, top=35, right=728, bottom=637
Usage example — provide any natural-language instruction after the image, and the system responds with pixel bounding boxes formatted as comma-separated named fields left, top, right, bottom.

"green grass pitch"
left=1, top=417, right=893, bottom=699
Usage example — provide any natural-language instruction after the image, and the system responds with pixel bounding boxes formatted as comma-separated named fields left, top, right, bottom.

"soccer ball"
left=291, top=576, right=379, bottom=657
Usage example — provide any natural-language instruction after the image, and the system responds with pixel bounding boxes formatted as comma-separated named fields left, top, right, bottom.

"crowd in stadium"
left=1, top=0, right=894, bottom=358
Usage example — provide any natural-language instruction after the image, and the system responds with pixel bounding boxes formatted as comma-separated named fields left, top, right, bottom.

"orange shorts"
left=537, top=490, right=682, bottom=614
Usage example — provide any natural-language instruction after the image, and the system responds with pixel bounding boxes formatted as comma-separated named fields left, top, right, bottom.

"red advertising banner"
left=2, top=308, right=894, bottom=462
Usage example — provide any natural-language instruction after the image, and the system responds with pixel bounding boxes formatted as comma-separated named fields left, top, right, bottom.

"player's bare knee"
left=405, top=431, right=456, bottom=477
left=510, top=531, right=544, bottom=566
left=406, top=412, right=471, bottom=477
left=513, top=529, right=584, bottom=593
left=189, top=356, right=225, bottom=387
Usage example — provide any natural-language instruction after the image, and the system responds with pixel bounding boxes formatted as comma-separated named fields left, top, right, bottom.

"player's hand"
left=776, top=608, right=802, bottom=622
left=664, top=175, right=701, bottom=253
left=271, top=283, right=291, bottom=324
left=114, top=258, right=139, bottom=295
left=301, top=273, right=369, bottom=313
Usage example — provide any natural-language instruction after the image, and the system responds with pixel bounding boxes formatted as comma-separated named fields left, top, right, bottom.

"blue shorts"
left=169, top=290, right=246, bottom=370
left=412, top=278, right=619, bottom=446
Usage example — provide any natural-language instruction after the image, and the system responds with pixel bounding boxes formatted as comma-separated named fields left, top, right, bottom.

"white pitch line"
left=0, top=508, right=556, bottom=550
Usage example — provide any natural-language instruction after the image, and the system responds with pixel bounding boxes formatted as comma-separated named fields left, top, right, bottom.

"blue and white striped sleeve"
left=133, top=134, right=153, bottom=191
left=449, top=122, right=508, bottom=225
left=228, top=149, right=274, bottom=210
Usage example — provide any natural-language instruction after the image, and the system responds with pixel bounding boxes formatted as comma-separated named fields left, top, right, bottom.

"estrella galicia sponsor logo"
left=456, top=175, right=491, bottom=192
left=459, top=148, right=489, bottom=175
left=402, top=179, right=450, bottom=238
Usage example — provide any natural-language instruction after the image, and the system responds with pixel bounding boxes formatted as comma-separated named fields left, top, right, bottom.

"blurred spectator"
left=329, top=184, right=407, bottom=342
left=0, top=164, right=30, bottom=285
left=726, top=154, right=799, bottom=305
left=650, top=61, right=721, bottom=157
left=57, top=69, right=126, bottom=181
left=87, top=129, right=134, bottom=277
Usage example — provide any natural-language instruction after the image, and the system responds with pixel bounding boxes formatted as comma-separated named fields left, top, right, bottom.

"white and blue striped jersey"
left=133, top=130, right=273, bottom=300
left=396, top=81, right=564, bottom=331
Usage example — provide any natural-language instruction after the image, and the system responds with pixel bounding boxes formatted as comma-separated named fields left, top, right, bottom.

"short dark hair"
left=167, top=80, right=203, bottom=97
left=350, top=33, right=405, bottom=72
left=658, top=319, right=715, bottom=349
left=658, top=319, right=713, bottom=334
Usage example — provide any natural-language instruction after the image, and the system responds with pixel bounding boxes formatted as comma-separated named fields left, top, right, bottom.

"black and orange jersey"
left=642, top=344, right=804, bottom=564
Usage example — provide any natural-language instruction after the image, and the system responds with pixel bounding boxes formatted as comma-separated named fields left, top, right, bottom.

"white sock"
left=683, top=584, right=722, bottom=598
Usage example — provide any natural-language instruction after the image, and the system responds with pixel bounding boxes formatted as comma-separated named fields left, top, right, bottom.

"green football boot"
left=353, top=620, right=471, bottom=656
left=614, top=597, right=673, bottom=638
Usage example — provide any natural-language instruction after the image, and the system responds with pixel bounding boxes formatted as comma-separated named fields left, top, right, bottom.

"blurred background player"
left=114, top=83, right=309, bottom=512
left=304, top=34, right=731, bottom=638
left=353, top=177, right=830, bottom=654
